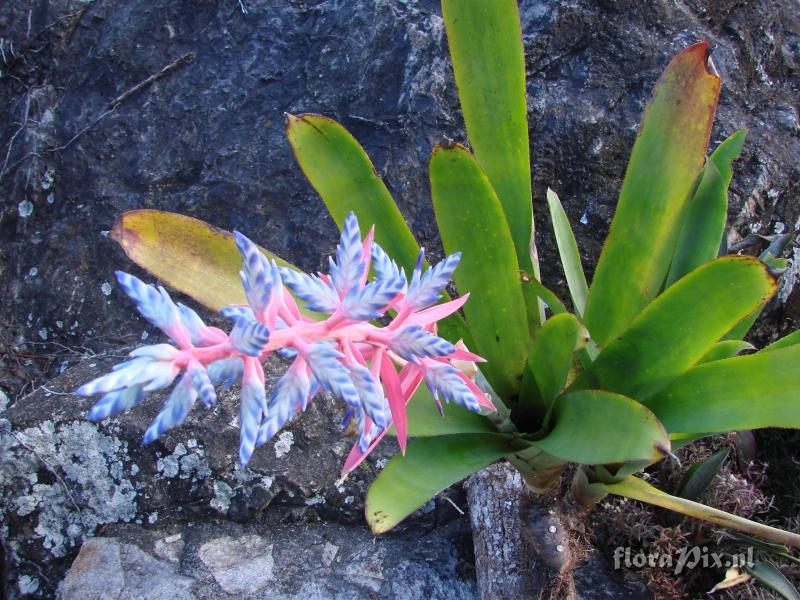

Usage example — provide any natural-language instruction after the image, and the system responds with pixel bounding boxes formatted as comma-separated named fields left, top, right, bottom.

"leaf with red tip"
left=583, top=42, right=722, bottom=346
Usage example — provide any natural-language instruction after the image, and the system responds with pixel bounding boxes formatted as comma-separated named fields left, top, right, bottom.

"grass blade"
left=547, top=189, right=589, bottom=316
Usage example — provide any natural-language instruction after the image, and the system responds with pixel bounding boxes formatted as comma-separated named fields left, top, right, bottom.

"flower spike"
left=87, top=385, right=145, bottom=421
left=306, top=343, right=361, bottom=408
left=405, top=252, right=462, bottom=310
left=371, top=242, right=403, bottom=281
left=257, top=357, right=311, bottom=446
left=423, top=362, right=481, bottom=412
left=342, top=275, right=405, bottom=320
left=78, top=213, right=491, bottom=468
left=239, top=357, right=266, bottom=466
left=207, top=358, right=243, bottom=388
left=234, top=231, right=275, bottom=319
left=278, top=268, right=340, bottom=314
left=228, top=316, right=270, bottom=357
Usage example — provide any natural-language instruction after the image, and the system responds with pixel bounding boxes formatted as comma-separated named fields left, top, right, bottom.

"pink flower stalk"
left=76, top=212, right=494, bottom=471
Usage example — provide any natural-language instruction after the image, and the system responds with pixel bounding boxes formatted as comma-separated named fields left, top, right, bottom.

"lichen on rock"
left=1, top=420, right=137, bottom=560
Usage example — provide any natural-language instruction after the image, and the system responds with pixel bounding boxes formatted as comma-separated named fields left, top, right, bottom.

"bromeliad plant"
left=78, top=0, right=800, bottom=556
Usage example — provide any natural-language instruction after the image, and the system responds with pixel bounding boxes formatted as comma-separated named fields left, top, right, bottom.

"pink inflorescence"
left=76, top=213, right=494, bottom=472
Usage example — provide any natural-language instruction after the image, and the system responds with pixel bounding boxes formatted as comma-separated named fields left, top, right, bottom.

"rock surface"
left=1, top=0, right=798, bottom=598
left=58, top=536, right=195, bottom=600
left=56, top=519, right=475, bottom=599
left=1, top=358, right=468, bottom=598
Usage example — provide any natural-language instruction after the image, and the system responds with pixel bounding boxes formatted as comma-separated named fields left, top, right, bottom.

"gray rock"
left=198, top=535, right=275, bottom=595
left=0, top=357, right=465, bottom=598
left=58, top=519, right=476, bottom=600
left=58, top=537, right=196, bottom=600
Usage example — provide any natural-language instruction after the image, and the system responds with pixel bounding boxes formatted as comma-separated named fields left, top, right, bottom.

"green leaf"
left=547, top=189, right=589, bottom=316
left=597, top=476, right=800, bottom=548
left=430, top=144, right=530, bottom=400
left=398, top=386, right=497, bottom=437
left=441, top=0, right=539, bottom=313
left=530, top=390, right=669, bottom=465
left=731, top=430, right=758, bottom=469
left=286, top=114, right=417, bottom=268
left=645, top=344, right=800, bottom=434
left=506, top=445, right=568, bottom=493
left=729, top=534, right=800, bottom=567
left=583, top=43, right=721, bottom=346
left=366, top=433, right=513, bottom=533
left=573, top=256, right=776, bottom=400
left=729, top=532, right=796, bottom=555
left=676, top=448, right=728, bottom=501
left=110, top=210, right=303, bottom=312
left=762, top=329, right=800, bottom=353
left=763, top=232, right=796, bottom=259
left=745, top=561, right=800, bottom=600
left=285, top=113, right=470, bottom=344
left=666, top=130, right=746, bottom=286
left=698, top=340, right=754, bottom=364
left=763, top=253, right=790, bottom=273
left=708, top=129, right=748, bottom=184
left=521, top=314, right=586, bottom=413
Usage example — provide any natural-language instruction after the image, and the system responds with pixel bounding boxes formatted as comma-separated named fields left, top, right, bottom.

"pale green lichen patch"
left=0, top=420, right=137, bottom=558
left=156, top=441, right=211, bottom=481
left=210, top=480, right=233, bottom=513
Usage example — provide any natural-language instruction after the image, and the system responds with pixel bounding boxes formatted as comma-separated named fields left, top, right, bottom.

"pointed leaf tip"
left=583, top=41, right=721, bottom=346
